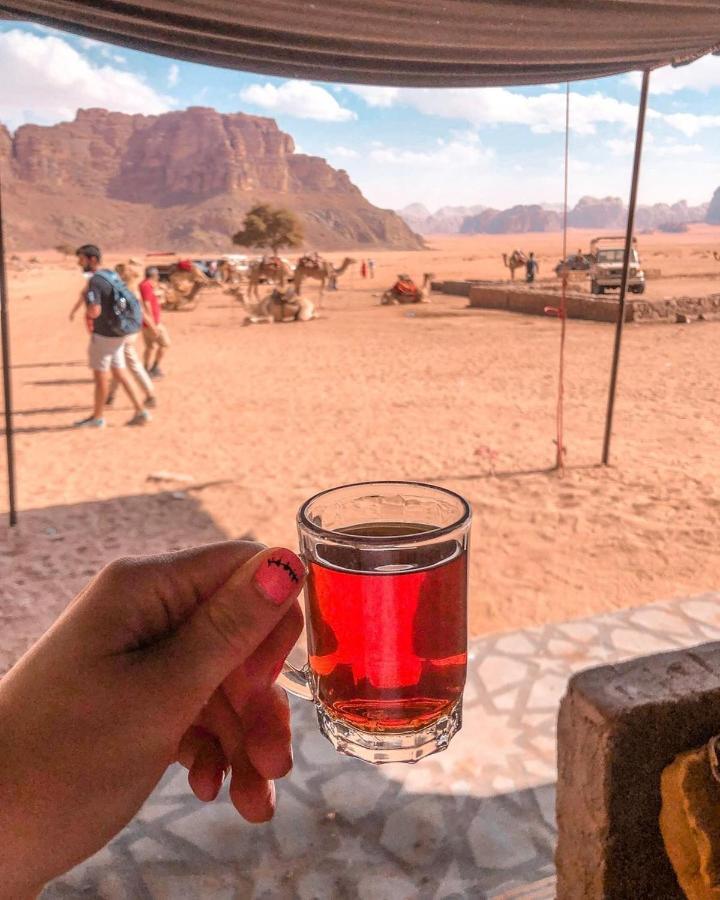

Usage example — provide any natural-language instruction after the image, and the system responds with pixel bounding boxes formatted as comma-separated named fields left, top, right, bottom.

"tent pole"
left=0, top=163, right=18, bottom=525
left=602, top=69, right=650, bottom=466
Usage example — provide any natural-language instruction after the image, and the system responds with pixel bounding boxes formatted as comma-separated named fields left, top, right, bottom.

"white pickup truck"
left=589, top=236, right=645, bottom=295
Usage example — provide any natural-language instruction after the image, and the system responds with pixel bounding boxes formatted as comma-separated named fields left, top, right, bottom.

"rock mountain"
left=402, top=195, right=713, bottom=234
left=0, top=107, right=422, bottom=252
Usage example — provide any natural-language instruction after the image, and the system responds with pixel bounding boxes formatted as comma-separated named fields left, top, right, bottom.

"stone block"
left=556, top=641, right=720, bottom=899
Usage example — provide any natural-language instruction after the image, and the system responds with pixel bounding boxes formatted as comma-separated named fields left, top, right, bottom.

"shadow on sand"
left=0, top=490, right=256, bottom=673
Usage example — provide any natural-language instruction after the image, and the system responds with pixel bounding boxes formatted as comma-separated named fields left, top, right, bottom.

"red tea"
left=305, top=522, right=467, bottom=732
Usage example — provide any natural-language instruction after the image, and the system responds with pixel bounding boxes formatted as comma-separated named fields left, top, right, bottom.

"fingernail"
left=253, top=549, right=304, bottom=605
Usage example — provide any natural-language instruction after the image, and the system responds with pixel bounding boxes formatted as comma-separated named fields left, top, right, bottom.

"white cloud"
left=239, top=80, right=356, bottom=121
left=369, top=135, right=493, bottom=167
left=344, top=85, right=400, bottom=107
left=663, top=111, right=720, bottom=136
left=626, top=54, right=720, bottom=94
left=100, top=47, right=126, bottom=64
left=326, top=145, right=359, bottom=159
left=167, top=63, right=180, bottom=87
left=652, top=141, right=704, bottom=157
left=0, top=29, right=173, bottom=130
left=350, top=85, right=651, bottom=135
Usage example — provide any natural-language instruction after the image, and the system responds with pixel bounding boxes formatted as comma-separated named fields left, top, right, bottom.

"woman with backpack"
left=73, top=244, right=151, bottom=428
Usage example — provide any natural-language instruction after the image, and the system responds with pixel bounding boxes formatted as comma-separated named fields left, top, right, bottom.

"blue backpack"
left=95, top=269, right=143, bottom=336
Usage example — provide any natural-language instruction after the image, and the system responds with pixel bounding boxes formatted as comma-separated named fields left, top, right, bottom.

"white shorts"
left=88, top=334, right=127, bottom=372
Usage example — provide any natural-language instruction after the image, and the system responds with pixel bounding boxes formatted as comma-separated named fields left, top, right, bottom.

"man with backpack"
left=74, top=244, right=151, bottom=428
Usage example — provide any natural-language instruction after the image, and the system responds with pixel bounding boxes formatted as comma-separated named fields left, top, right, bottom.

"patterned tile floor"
left=44, top=593, right=720, bottom=899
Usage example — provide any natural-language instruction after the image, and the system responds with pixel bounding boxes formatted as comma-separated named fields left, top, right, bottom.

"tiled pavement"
left=44, top=593, right=720, bottom=899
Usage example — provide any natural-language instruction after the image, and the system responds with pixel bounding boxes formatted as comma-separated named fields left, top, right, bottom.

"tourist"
left=367, top=258, right=375, bottom=278
left=139, top=266, right=170, bottom=378
left=106, top=261, right=157, bottom=409
left=526, top=252, right=539, bottom=283
left=361, top=259, right=367, bottom=279
left=0, top=541, right=305, bottom=894
left=73, top=245, right=151, bottom=428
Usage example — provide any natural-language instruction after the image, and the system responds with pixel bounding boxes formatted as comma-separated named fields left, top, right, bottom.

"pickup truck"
left=589, top=236, right=645, bottom=295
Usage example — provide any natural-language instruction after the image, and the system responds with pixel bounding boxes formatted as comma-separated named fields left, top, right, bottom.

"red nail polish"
left=253, top=549, right=304, bottom=605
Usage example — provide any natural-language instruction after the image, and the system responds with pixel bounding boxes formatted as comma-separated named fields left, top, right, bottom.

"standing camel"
left=502, top=250, right=527, bottom=281
left=294, top=256, right=355, bottom=296
left=247, top=257, right=292, bottom=300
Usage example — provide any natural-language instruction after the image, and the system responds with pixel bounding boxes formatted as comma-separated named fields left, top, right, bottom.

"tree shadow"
left=0, top=490, right=255, bottom=674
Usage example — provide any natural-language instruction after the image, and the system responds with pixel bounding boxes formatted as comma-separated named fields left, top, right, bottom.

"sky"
left=0, top=22, right=718, bottom=212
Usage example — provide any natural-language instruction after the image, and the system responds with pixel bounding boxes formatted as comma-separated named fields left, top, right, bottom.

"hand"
left=0, top=541, right=305, bottom=897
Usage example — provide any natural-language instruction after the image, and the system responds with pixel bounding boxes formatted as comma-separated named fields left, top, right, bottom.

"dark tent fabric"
left=1, top=0, right=719, bottom=87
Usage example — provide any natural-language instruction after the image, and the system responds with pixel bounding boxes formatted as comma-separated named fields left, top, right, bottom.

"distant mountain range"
left=398, top=194, right=716, bottom=235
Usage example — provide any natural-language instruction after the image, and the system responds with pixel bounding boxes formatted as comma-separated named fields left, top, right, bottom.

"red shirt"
left=139, top=278, right=161, bottom=326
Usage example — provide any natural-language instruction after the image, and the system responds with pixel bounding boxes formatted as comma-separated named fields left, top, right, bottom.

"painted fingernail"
left=253, top=549, right=304, bottom=605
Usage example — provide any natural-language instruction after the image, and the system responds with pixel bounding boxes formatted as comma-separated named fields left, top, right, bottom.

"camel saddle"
left=393, top=277, right=418, bottom=295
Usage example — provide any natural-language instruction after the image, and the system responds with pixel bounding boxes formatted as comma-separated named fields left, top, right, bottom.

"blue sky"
left=1, top=22, right=718, bottom=211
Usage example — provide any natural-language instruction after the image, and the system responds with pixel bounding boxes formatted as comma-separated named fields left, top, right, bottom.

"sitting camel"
left=293, top=256, right=355, bottom=297
left=380, top=273, right=434, bottom=305
left=225, top=284, right=316, bottom=325
left=247, top=257, right=292, bottom=300
left=502, top=250, right=527, bottom=281
left=164, top=262, right=218, bottom=310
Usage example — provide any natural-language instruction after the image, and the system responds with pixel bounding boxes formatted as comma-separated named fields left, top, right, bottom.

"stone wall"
left=556, top=642, right=720, bottom=899
left=467, top=285, right=635, bottom=323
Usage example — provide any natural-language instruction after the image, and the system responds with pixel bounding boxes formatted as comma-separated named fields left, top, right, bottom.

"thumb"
left=168, top=547, right=306, bottom=699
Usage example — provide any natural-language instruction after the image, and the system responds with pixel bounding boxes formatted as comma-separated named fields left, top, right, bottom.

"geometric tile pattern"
left=43, top=592, right=720, bottom=898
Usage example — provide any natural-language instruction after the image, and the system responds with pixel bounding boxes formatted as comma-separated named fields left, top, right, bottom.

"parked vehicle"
left=589, top=236, right=645, bottom=295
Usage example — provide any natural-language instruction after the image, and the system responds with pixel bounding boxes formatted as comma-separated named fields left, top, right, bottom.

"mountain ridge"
left=0, top=107, right=423, bottom=252
left=400, top=195, right=713, bottom=234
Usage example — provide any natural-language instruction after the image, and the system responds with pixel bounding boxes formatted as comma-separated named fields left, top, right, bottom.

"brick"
left=556, top=642, right=720, bottom=899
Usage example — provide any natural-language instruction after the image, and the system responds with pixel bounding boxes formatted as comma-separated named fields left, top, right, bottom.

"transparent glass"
left=280, top=481, right=471, bottom=764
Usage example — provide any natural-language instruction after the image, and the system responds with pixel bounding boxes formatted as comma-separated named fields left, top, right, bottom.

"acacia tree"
left=232, top=203, right=304, bottom=256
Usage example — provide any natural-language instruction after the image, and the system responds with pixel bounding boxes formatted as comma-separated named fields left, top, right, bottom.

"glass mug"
left=279, top=481, right=471, bottom=764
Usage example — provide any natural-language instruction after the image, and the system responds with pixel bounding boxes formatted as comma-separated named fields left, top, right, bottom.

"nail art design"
left=254, top=548, right=304, bottom=605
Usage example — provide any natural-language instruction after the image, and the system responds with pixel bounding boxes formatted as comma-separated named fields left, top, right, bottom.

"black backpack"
left=95, top=269, right=143, bottom=336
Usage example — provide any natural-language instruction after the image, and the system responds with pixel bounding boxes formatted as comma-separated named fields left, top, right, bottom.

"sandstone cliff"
left=707, top=187, right=720, bottom=225
left=0, top=107, right=422, bottom=252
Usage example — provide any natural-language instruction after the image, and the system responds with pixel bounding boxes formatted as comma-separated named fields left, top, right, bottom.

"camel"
left=218, top=259, right=243, bottom=284
left=225, top=284, right=316, bottom=325
left=380, top=273, right=434, bottom=305
left=502, top=250, right=528, bottom=281
left=293, top=256, right=355, bottom=297
left=164, top=262, right=218, bottom=310
left=714, top=251, right=720, bottom=262
left=247, top=257, right=292, bottom=300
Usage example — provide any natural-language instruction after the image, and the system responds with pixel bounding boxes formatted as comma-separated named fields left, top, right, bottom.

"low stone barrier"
left=556, top=642, right=720, bottom=899
left=468, top=285, right=635, bottom=323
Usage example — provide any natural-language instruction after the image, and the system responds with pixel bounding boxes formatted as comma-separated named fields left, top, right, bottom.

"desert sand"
left=2, top=227, right=720, bottom=671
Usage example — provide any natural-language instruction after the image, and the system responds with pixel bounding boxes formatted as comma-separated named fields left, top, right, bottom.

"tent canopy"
left=1, top=0, right=719, bottom=87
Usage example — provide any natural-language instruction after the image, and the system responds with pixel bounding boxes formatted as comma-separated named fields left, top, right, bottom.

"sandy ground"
left=2, top=226, right=720, bottom=671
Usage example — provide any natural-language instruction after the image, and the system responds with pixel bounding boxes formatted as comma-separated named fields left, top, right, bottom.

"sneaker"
left=144, top=396, right=157, bottom=409
left=127, top=410, right=151, bottom=426
left=149, top=367, right=164, bottom=380
left=74, top=416, right=105, bottom=428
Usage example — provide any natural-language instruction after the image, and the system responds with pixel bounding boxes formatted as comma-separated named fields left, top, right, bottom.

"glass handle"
left=277, top=658, right=313, bottom=701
